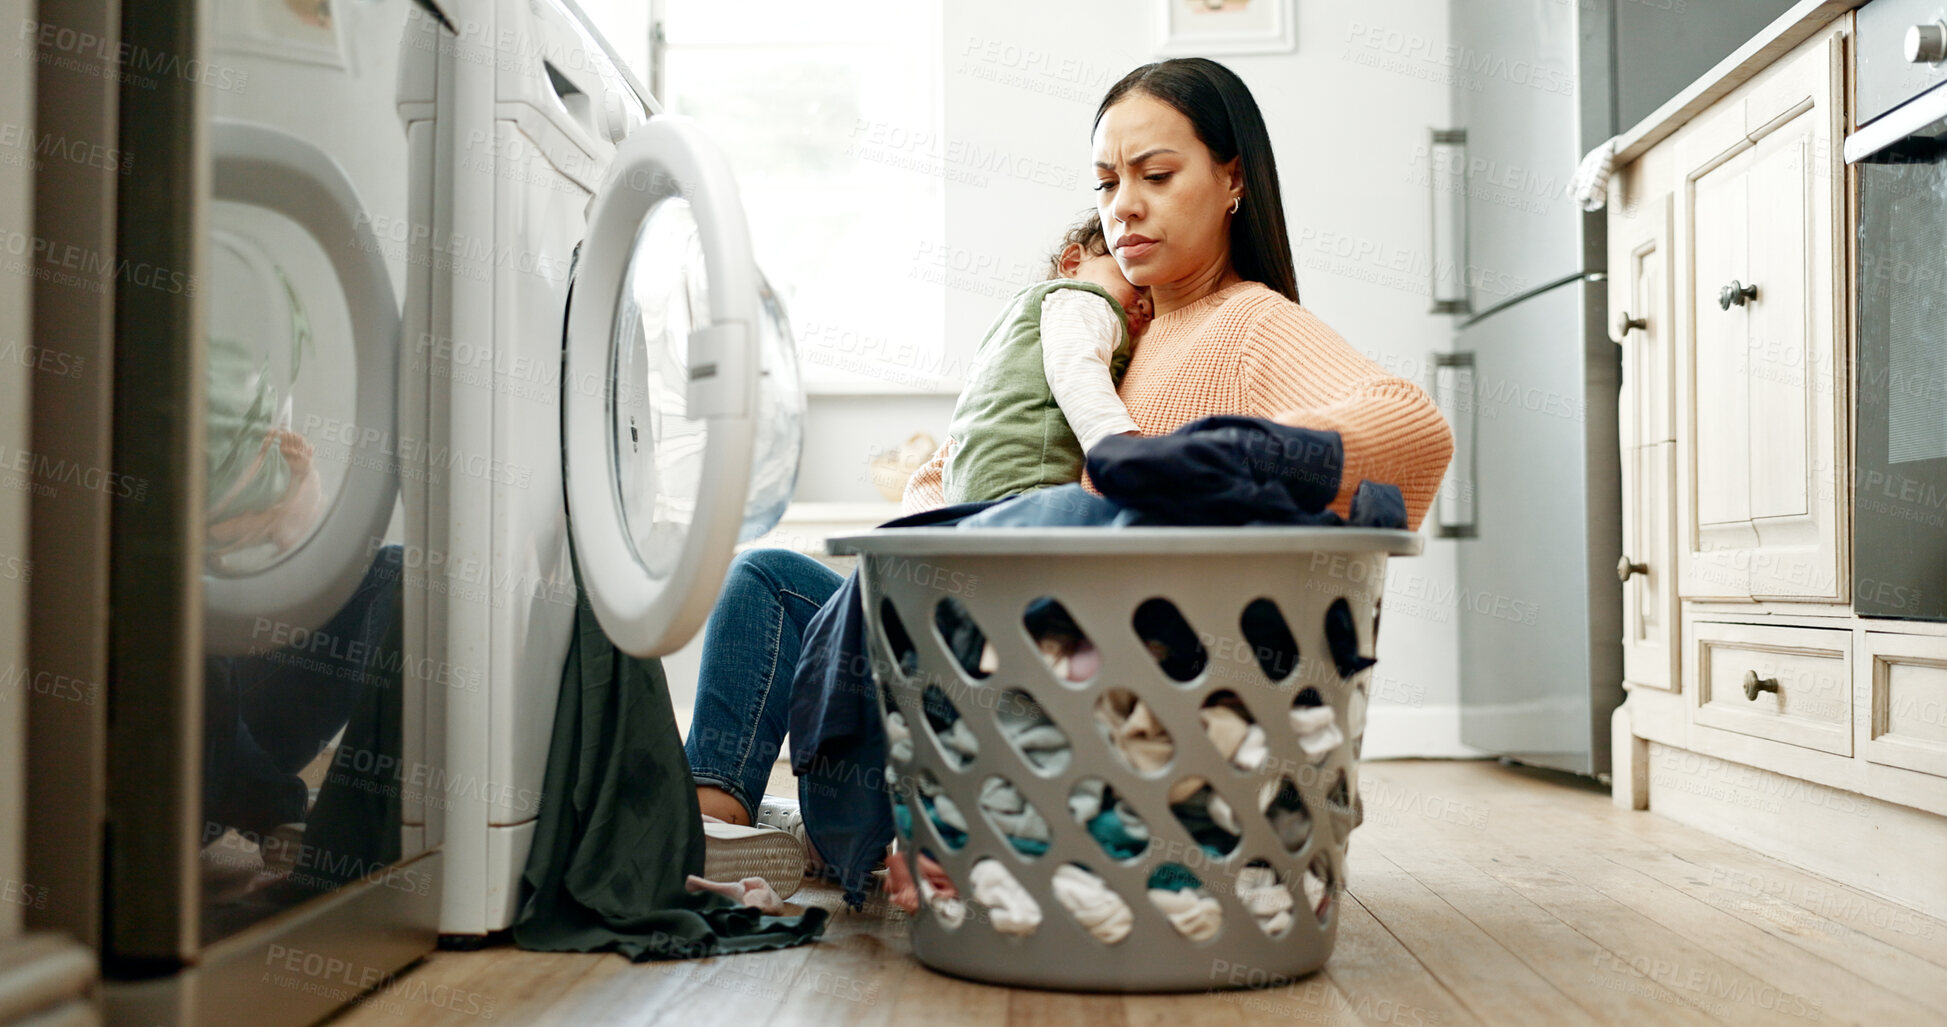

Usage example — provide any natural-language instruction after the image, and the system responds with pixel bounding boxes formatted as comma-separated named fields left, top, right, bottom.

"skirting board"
left=1645, top=742, right=1947, bottom=921
left=1362, top=704, right=1487, bottom=761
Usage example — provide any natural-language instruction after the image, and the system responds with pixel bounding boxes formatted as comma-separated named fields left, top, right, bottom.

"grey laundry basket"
left=825, top=526, right=1420, bottom=993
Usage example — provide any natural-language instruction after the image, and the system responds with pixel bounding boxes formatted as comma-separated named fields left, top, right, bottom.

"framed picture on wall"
left=1154, top=0, right=1296, bottom=57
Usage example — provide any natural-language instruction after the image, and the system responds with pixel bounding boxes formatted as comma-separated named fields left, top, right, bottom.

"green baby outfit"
left=942, top=279, right=1133, bottom=503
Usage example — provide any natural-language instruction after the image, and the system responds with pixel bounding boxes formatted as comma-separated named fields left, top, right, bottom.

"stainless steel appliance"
left=1846, top=0, right=1947, bottom=622
left=22, top=1, right=439, bottom=1022
left=1443, top=0, right=1798, bottom=774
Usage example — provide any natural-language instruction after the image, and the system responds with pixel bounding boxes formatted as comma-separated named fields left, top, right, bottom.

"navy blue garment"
left=1086, top=414, right=1409, bottom=528
left=787, top=499, right=1001, bottom=909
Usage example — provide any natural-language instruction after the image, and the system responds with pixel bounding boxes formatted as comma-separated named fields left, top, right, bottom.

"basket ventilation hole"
left=1023, top=596, right=1098, bottom=684
left=920, top=683, right=978, bottom=768
left=1238, top=859, right=1298, bottom=938
left=1067, top=777, right=1150, bottom=860
left=968, top=858, right=1042, bottom=937
left=977, top=774, right=1052, bottom=860
left=883, top=682, right=916, bottom=765
left=916, top=847, right=966, bottom=929
left=1325, top=597, right=1377, bottom=679
left=878, top=597, right=918, bottom=678
left=1133, top=598, right=1207, bottom=682
left=1168, top=777, right=1240, bottom=858
left=1146, top=863, right=1223, bottom=942
left=913, top=768, right=966, bottom=850
left=1051, top=862, right=1134, bottom=945
left=1302, top=854, right=1336, bottom=924
left=1240, top=597, right=1300, bottom=683
left=934, top=596, right=991, bottom=680
left=1093, top=688, right=1173, bottom=774
left=995, top=687, right=1070, bottom=774
left=1200, top=691, right=1266, bottom=773
left=1290, top=693, right=1343, bottom=765
left=1264, top=774, right=1313, bottom=853
left=1326, top=767, right=1358, bottom=834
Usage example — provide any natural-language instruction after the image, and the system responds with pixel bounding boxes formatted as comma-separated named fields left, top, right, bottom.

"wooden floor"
left=327, top=759, right=1947, bottom=1026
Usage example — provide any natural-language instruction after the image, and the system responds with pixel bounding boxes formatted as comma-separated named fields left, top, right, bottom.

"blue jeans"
left=683, top=547, right=844, bottom=822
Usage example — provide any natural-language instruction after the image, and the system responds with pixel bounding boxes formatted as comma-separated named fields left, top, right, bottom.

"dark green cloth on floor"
left=512, top=586, right=828, bottom=960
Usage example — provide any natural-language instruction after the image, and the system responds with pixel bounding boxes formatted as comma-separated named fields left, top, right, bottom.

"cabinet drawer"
left=1690, top=620, right=1851, bottom=755
left=1860, top=632, right=1947, bottom=780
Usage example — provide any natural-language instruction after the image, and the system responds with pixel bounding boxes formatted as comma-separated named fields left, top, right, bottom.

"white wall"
left=681, top=1, right=1482, bottom=759
left=919, top=0, right=1477, bottom=757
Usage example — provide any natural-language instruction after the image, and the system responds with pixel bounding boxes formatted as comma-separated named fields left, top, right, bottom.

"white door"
left=201, top=118, right=401, bottom=654
left=564, top=117, right=794, bottom=657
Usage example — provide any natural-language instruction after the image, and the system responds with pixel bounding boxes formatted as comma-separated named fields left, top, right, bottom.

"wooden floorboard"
left=326, top=759, right=1946, bottom=1027
left=1323, top=894, right=1483, bottom=1027
left=1463, top=762, right=1947, bottom=1011
left=1358, top=844, right=1720, bottom=1027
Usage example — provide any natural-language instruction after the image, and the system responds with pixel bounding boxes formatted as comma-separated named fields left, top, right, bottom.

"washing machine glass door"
left=564, top=117, right=774, bottom=657
left=201, top=119, right=401, bottom=655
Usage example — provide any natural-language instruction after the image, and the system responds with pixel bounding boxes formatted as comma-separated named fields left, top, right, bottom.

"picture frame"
left=1154, top=0, right=1296, bottom=57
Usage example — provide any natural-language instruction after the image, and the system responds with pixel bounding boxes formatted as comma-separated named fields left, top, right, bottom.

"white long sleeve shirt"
left=1039, top=288, right=1139, bottom=451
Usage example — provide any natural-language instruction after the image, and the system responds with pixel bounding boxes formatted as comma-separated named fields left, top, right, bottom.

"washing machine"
left=198, top=0, right=418, bottom=923
left=87, top=0, right=436, bottom=1020
left=400, top=0, right=803, bottom=939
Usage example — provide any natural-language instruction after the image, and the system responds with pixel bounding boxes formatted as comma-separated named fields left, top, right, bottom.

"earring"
left=1231, top=196, right=1242, bottom=214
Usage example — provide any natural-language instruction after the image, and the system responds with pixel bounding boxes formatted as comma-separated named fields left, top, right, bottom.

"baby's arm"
left=1040, top=289, right=1139, bottom=450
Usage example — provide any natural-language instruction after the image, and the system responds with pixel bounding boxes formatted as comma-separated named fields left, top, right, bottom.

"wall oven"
left=1847, top=0, right=1947, bottom=620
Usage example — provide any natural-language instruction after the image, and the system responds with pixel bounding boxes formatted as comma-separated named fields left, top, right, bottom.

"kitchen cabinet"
left=1672, top=29, right=1846, bottom=604
left=1607, top=12, right=1947, bottom=923
left=1611, top=185, right=1678, bottom=691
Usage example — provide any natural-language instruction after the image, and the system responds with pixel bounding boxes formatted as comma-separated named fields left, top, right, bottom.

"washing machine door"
left=201, top=119, right=400, bottom=654
left=563, top=117, right=776, bottom=658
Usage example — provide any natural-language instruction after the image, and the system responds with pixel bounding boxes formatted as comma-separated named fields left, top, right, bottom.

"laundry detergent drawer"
left=1689, top=620, right=1852, bottom=756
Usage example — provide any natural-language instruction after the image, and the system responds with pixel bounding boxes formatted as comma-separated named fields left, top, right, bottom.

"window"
left=655, top=0, right=952, bottom=394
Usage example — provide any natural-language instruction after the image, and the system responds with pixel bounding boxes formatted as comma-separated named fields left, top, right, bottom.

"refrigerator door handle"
left=1460, top=269, right=1604, bottom=328
left=1430, top=128, right=1470, bottom=315
left=1432, top=351, right=1478, bottom=539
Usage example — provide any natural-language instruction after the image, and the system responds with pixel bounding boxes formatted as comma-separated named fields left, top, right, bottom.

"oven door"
left=1849, top=85, right=1947, bottom=620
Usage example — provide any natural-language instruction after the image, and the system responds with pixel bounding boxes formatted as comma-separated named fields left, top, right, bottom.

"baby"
left=940, top=210, right=1151, bottom=503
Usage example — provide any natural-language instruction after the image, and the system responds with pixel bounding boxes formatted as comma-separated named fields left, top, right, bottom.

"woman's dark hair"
left=1045, top=208, right=1109, bottom=280
left=1093, top=58, right=1299, bottom=304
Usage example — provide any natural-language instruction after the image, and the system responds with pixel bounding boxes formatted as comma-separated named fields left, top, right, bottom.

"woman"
left=683, top=58, right=1454, bottom=902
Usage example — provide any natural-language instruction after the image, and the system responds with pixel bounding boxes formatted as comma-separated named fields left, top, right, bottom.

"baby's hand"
left=1127, top=290, right=1154, bottom=337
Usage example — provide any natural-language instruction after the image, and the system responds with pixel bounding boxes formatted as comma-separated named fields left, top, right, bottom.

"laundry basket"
left=824, top=526, right=1420, bottom=992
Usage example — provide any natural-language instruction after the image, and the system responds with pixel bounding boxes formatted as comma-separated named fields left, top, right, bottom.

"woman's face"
left=1091, top=92, right=1241, bottom=292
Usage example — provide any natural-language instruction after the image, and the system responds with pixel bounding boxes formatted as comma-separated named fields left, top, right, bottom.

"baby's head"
left=1048, top=211, right=1151, bottom=336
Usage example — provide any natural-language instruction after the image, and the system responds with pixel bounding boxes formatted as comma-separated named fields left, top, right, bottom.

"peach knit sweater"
left=902, top=281, right=1455, bottom=530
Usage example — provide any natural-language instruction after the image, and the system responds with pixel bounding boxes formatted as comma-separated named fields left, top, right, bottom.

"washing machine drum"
left=201, top=119, right=401, bottom=655
left=564, top=117, right=805, bottom=659
left=744, top=269, right=805, bottom=544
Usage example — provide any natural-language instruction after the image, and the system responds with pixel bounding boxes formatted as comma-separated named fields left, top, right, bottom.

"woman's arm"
left=1240, top=305, right=1454, bottom=530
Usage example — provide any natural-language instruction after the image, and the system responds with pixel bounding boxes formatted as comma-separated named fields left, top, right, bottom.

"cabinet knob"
left=1615, top=311, right=1647, bottom=338
left=1907, top=21, right=1947, bottom=64
left=1718, top=280, right=1758, bottom=310
left=1617, top=556, right=1649, bottom=582
left=1742, top=669, right=1780, bottom=701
